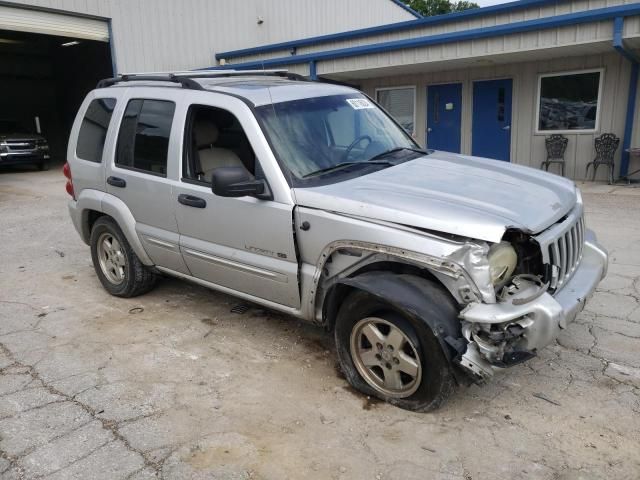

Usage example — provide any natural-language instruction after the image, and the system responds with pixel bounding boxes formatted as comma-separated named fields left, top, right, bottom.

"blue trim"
left=215, top=0, right=560, bottom=61
left=208, top=4, right=640, bottom=71
left=613, top=16, right=640, bottom=63
left=613, top=16, right=639, bottom=178
left=309, top=60, right=318, bottom=80
left=621, top=63, right=639, bottom=178
left=107, top=19, right=117, bottom=76
left=388, top=0, right=422, bottom=18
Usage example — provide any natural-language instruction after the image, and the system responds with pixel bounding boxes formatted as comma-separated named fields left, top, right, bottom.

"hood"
left=292, top=151, right=577, bottom=243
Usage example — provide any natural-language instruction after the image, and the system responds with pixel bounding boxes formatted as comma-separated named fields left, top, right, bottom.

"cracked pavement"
left=1, top=169, right=639, bottom=480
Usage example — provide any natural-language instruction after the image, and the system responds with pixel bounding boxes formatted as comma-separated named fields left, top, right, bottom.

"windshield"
left=255, top=94, right=422, bottom=184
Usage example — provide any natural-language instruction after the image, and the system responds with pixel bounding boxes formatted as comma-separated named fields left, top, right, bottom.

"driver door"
left=173, top=96, right=300, bottom=309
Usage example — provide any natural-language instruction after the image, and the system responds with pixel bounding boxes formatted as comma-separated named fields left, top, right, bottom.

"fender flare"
left=335, top=271, right=465, bottom=364
left=75, top=190, right=154, bottom=266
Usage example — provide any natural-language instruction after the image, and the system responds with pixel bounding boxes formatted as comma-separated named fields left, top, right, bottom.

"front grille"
left=547, top=215, right=585, bottom=290
left=6, top=141, right=36, bottom=151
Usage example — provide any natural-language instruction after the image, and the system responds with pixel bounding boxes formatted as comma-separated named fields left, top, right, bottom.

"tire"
left=334, top=287, right=455, bottom=412
left=90, top=216, right=157, bottom=297
left=38, top=161, right=49, bottom=171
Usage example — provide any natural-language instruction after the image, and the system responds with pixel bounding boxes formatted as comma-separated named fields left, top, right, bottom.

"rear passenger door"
left=105, top=88, right=189, bottom=274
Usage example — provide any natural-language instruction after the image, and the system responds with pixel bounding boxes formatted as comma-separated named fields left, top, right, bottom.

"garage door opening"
left=0, top=28, right=113, bottom=170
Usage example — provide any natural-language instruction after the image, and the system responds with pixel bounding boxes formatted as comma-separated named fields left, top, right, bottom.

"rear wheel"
left=335, top=288, right=455, bottom=412
left=90, top=216, right=157, bottom=297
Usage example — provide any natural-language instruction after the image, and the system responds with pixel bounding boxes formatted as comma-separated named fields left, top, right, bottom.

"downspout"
left=108, top=18, right=118, bottom=76
left=613, top=16, right=640, bottom=179
left=309, top=60, right=318, bottom=81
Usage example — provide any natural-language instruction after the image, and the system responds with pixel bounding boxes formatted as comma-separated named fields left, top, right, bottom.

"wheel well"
left=322, top=261, right=444, bottom=331
left=80, top=209, right=106, bottom=243
left=87, top=210, right=105, bottom=233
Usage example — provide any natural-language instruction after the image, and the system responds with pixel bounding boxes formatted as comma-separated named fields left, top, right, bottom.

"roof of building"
left=215, top=0, right=560, bottom=62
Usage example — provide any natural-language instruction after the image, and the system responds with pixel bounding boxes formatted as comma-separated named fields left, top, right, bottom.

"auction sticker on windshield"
left=346, top=98, right=375, bottom=110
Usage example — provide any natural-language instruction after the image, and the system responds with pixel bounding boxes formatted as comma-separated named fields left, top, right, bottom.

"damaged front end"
left=454, top=202, right=608, bottom=383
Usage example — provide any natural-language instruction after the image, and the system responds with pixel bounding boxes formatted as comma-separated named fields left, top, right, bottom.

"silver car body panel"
left=293, top=152, right=578, bottom=243
left=294, top=206, right=496, bottom=321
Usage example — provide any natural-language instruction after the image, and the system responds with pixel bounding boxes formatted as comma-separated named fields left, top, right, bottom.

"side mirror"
left=211, top=167, right=271, bottom=199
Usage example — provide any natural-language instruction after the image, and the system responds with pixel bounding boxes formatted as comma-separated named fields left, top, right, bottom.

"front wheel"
left=90, top=216, right=157, bottom=297
left=335, top=289, right=455, bottom=412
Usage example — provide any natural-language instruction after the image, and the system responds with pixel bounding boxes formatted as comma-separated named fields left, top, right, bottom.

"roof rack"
left=96, top=69, right=308, bottom=90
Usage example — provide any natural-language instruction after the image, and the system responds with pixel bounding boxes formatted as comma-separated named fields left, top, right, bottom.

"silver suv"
left=66, top=71, right=608, bottom=411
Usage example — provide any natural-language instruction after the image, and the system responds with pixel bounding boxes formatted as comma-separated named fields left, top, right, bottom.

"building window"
left=537, top=69, right=603, bottom=133
left=376, top=86, right=416, bottom=134
left=116, top=99, right=175, bottom=176
left=76, top=98, right=117, bottom=163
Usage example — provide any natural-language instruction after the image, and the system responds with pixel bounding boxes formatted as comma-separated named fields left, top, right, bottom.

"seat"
left=541, top=134, right=568, bottom=177
left=585, top=133, right=620, bottom=185
left=194, top=119, right=246, bottom=181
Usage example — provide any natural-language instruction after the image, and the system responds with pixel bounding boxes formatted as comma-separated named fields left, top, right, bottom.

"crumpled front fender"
left=336, top=272, right=464, bottom=363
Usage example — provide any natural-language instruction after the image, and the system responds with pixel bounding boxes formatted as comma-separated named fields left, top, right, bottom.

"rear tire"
left=334, top=288, right=455, bottom=412
left=90, top=216, right=157, bottom=297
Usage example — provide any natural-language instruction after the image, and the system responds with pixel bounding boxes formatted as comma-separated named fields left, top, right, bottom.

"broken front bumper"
left=458, top=229, right=607, bottom=378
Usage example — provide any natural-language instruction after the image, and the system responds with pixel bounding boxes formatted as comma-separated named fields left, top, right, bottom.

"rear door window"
left=116, top=99, right=175, bottom=176
left=76, top=98, right=117, bottom=163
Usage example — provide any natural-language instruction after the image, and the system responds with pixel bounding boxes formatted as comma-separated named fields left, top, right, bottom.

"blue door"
left=472, top=79, right=512, bottom=161
left=426, top=83, right=462, bottom=153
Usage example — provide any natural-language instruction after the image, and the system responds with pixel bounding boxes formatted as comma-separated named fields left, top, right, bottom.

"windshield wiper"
left=367, top=147, right=427, bottom=162
left=302, top=160, right=394, bottom=178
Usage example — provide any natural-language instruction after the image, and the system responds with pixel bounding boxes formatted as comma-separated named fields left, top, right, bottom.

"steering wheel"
left=343, top=135, right=372, bottom=161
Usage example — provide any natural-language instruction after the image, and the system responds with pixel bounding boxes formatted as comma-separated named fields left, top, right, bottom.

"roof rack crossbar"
left=96, top=74, right=204, bottom=90
left=96, top=69, right=309, bottom=90
left=187, top=69, right=308, bottom=82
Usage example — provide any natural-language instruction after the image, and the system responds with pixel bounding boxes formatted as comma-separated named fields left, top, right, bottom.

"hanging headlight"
left=488, top=241, right=518, bottom=287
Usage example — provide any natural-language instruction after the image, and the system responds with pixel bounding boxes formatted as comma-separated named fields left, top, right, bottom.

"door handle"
left=107, top=176, right=126, bottom=188
left=178, top=194, right=206, bottom=208
left=502, top=125, right=511, bottom=130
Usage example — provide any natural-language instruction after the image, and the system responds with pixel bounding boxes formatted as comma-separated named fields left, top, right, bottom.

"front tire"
left=38, top=161, right=49, bottom=171
left=90, top=216, right=157, bottom=297
left=335, top=288, right=455, bottom=412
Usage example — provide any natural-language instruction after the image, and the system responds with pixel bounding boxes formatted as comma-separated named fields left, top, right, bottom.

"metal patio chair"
left=585, top=133, right=620, bottom=184
left=541, top=134, right=568, bottom=176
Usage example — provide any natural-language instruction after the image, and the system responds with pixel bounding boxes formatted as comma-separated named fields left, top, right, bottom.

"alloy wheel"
left=349, top=317, right=422, bottom=398
left=96, top=232, right=126, bottom=285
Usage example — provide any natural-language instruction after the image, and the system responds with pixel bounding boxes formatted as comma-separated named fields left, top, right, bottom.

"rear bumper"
left=67, top=199, right=86, bottom=244
left=459, top=229, right=607, bottom=374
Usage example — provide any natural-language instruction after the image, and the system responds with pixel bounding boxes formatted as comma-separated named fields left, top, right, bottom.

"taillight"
left=63, top=162, right=75, bottom=199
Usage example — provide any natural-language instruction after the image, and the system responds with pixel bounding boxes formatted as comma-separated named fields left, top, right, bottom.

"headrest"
left=194, top=120, right=219, bottom=147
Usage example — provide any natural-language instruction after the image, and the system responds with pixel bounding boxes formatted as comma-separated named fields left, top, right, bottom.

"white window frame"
left=375, top=85, right=417, bottom=136
left=535, top=68, right=604, bottom=135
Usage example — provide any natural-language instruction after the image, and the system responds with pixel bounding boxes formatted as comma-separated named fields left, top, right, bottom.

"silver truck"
left=0, top=119, right=50, bottom=170
left=65, top=71, right=608, bottom=411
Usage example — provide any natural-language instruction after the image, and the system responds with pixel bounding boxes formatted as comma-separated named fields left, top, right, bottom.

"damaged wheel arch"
left=328, top=271, right=472, bottom=385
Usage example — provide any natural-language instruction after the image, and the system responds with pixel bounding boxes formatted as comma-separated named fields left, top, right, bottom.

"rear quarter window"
left=76, top=98, right=117, bottom=163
